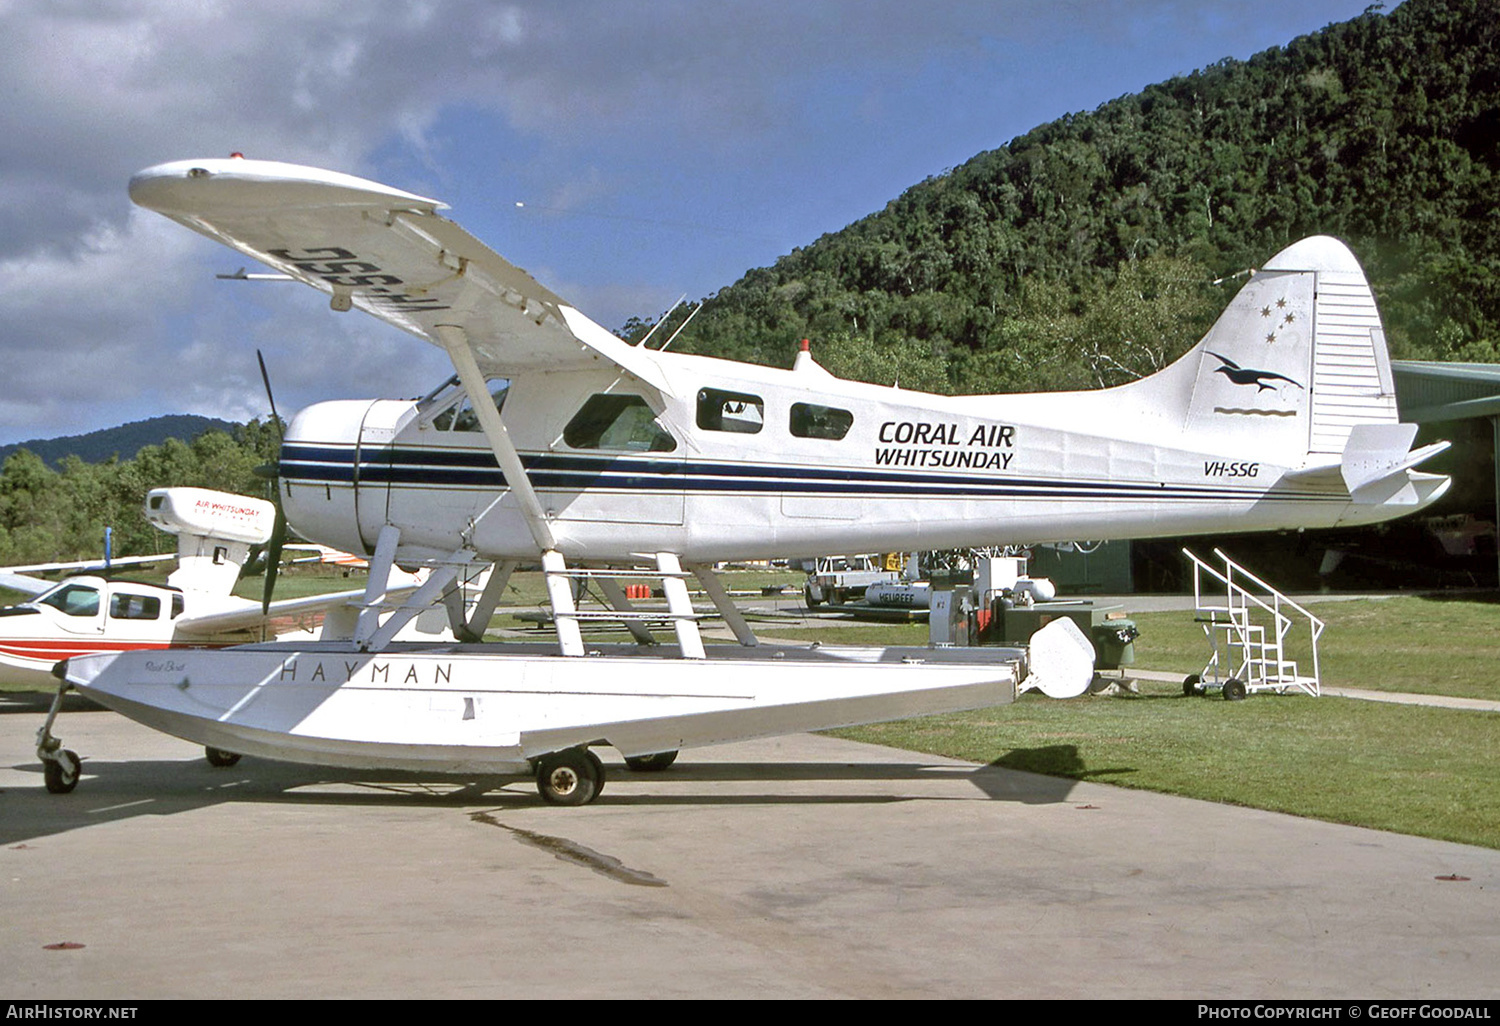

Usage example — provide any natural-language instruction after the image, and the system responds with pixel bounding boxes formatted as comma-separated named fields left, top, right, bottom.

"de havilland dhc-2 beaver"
left=40, top=156, right=1449, bottom=803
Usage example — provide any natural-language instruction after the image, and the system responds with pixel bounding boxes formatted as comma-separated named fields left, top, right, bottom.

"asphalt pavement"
left=3, top=690, right=1497, bottom=1000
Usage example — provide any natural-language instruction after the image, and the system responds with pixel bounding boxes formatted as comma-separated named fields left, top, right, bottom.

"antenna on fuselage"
left=656, top=300, right=704, bottom=352
left=634, top=295, right=685, bottom=347
left=1212, top=267, right=1255, bottom=286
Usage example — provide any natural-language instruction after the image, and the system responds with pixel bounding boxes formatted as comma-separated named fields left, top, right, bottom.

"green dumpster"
left=1091, top=619, right=1139, bottom=670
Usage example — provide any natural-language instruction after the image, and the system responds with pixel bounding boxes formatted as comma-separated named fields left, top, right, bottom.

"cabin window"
left=789, top=403, right=854, bottom=440
left=110, top=593, right=161, bottom=621
left=172, top=594, right=185, bottom=619
left=696, top=388, right=764, bottom=434
left=431, top=378, right=510, bottom=432
left=564, top=394, right=677, bottom=452
left=40, top=585, right=100, bottom=618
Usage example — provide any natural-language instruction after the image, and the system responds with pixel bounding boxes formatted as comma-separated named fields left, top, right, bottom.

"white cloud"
left=0, top=0, right=1381, bottom=443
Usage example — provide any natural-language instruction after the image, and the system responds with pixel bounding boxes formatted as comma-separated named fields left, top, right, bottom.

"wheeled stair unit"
left=1182, top=548, right=1325, bottom=700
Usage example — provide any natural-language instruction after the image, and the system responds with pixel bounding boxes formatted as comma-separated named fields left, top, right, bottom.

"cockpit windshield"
left=38, top=583, right=101, bottom=618
left=419, top=376, right=511, bottom=432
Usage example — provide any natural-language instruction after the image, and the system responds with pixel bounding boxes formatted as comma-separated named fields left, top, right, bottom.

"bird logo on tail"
left=1207, top=351, right=1305, bottom=393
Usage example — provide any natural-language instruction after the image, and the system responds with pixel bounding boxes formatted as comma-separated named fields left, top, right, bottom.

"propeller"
left=255, top=350, right=288, bottom=615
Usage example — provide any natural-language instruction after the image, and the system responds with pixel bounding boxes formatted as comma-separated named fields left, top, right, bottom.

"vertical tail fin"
left=1180, top=236, right=1400, bottom=464
left=144, top=488, right=277, bottom=595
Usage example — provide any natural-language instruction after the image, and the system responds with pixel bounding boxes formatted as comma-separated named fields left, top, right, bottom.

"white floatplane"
left=47, top=157, right=1450, bottom=803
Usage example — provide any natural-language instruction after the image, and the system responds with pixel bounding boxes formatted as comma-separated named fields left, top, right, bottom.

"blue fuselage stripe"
left=276, top=444, right=1341, bottom=504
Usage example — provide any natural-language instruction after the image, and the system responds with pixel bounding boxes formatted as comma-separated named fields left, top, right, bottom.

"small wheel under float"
left=535, top=747, right=603, bottom=806
left=43, top=749, right=82, bottom=794
left=37, top=671, right=81, bottom=794
left=584, top=748, right=605, bottom=798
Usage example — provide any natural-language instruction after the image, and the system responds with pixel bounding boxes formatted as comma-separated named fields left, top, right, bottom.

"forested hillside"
left=0, top=415, right=238, bottom=469
left=639, top=0, right=1498, bottom=393
left=0, top=420, right=278, bottom=565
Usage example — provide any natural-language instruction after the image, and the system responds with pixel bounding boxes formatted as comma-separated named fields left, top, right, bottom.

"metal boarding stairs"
left=1183, top=548, right=1325, bottom=699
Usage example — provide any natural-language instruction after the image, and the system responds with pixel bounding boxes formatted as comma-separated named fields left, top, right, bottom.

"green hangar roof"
left=1392, top=361, right=1500, bottom=423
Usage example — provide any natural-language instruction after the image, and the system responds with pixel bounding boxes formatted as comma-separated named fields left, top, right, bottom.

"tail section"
left=144, top=488, right=276, bottom=596
left=1179, top=235, right=1403, bottom=462
left=1124, top=235, right=1449, bottom=520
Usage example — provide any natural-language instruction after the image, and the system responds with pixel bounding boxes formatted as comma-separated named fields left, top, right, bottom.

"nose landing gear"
left=36, top=673, right=82, bottom=794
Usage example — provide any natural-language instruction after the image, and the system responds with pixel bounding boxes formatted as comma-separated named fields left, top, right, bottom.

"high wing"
left=0, top=555, right=174, bottom=598
left=129, top=157, right=669, bottom=393
left=170, top=586, right=379, bottom=636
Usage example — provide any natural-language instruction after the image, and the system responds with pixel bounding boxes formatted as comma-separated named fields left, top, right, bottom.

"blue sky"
left=0, top=1, right=1386, bottom=445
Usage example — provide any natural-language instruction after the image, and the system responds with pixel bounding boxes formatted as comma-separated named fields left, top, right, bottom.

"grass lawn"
left=832, top=681, right=1500, bottom=850
left=766, top=594, right=1500, bottom=849
left=1127, top=594, right=1500, bottom=701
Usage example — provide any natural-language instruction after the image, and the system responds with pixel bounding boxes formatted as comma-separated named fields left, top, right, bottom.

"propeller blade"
left=257, top=351, right=287, bottom=615
left=262, top=505, right=287, bottom=615
left=257, top=349, right=282, bottom=433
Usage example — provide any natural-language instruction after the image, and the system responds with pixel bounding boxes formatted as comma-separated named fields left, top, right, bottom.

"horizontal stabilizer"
left=1341, top=423, right=1450, bottom=497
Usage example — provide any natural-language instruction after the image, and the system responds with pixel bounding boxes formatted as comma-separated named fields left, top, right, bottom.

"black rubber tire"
left=584, top=748, right=606, bottom=798
left=536, top=748, right=601, bottom=806
left=1183, top=674, right=1202, bottom=696
left=205, top=746, right=242, bottom=768
left=43, top=749, right=81, bottom=794
left=624, top=750, right=679, bottom=772
left=1223, top=678, right=1248, bottom=701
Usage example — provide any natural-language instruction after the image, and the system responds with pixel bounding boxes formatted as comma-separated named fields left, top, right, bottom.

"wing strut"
left=451, top=560, right=517, bottom=642
left=434, top=324, right=556, bottom=554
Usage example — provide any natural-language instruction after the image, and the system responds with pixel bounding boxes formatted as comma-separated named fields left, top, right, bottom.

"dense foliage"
left=0, top=420, right=279, bottom=565
left=631, top=0, right=1499, bottom=393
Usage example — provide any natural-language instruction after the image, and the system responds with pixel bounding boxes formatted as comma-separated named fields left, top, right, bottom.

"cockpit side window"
left=429, top=378, right=510, bottom=432
left=696, top=388, right=764, bottom=434
left=564, top=394, right=677, bottom=452
left=40, top=585, right=100, bottom=618
left=109, top=593, right=162, bottom=621
left=789, top=402, right=854, bottom=440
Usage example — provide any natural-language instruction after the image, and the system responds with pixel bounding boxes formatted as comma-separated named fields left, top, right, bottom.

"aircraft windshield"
left=427, top=377, right=510, bottom=432
left=38, top=583, right=101, bottom=618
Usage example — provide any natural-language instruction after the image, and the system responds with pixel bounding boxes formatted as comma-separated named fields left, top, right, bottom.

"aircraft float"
left=41, top=156, right=1450, bottom=804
